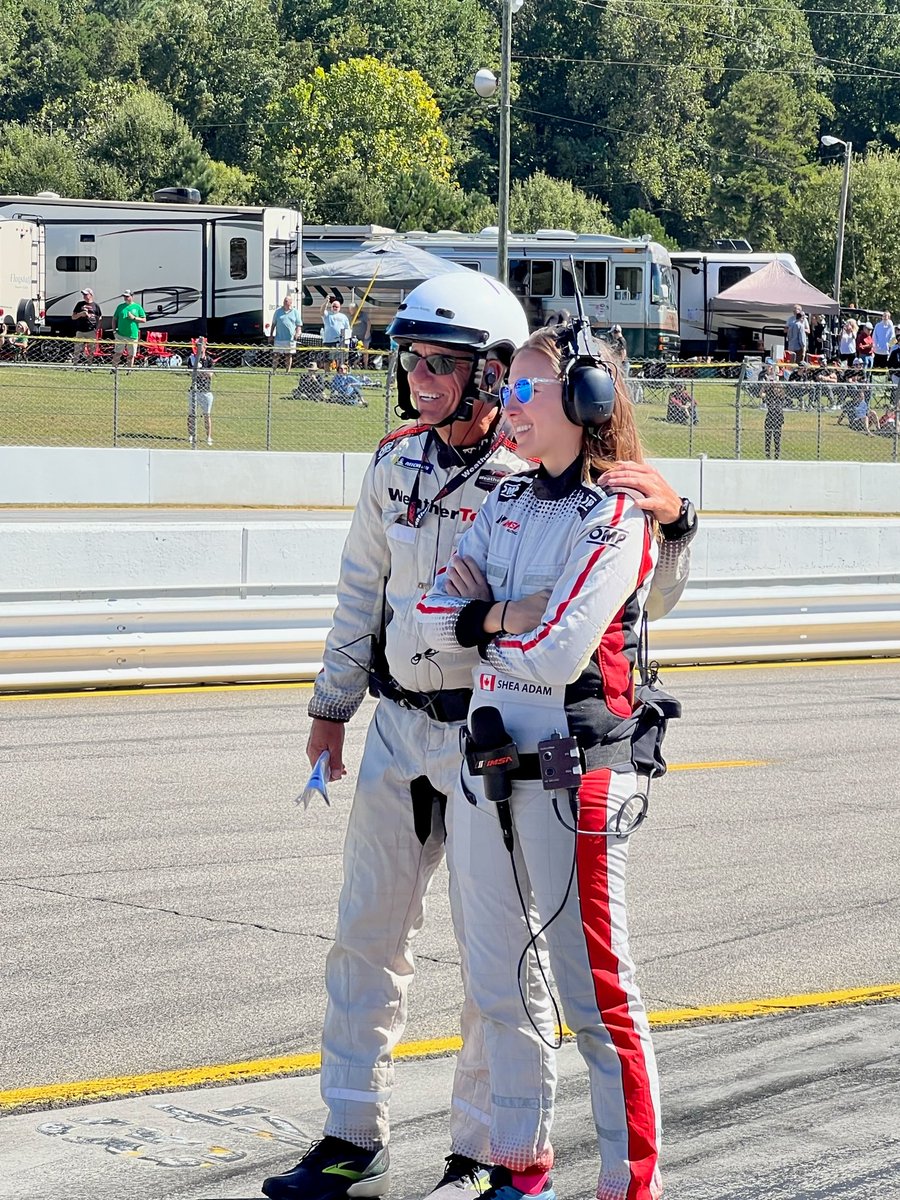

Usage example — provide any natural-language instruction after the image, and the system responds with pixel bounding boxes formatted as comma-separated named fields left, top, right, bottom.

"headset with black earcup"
left=555, top=321, right=617, bottom=429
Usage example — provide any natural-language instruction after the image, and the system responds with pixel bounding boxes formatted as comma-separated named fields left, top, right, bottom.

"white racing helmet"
left=387, top=272, right=530, bottom=420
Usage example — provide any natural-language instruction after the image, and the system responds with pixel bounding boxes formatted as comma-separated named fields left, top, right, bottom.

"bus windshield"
left=650, top=263, right=676, bottom=307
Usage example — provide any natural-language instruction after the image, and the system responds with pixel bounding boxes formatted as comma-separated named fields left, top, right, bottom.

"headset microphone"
left=467, top=706, right=518, bottom=852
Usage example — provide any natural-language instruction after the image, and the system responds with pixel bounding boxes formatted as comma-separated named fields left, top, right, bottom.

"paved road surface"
left=2, top=662, right=899, bottom=1199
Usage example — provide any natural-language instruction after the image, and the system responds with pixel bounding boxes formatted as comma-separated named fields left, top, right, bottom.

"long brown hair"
left=517, top=326, right=644, bottom=477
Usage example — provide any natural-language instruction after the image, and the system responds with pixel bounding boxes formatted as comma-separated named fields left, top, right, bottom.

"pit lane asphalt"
left=2, top=662, right=899, bottom=1199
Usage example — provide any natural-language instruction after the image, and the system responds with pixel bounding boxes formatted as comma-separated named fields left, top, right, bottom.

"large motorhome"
left=304, top=226, right=680, bottom=358
left=0, top=215, right=45, bottom=332
left=671, top=245, right=804, bottom=358
left=0, top=193, right=302, bottom=341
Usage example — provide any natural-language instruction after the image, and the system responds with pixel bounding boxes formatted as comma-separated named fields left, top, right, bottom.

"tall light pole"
left=474, top=0, right=523, bottom=286
left=820, top=134, right=852, bottom=308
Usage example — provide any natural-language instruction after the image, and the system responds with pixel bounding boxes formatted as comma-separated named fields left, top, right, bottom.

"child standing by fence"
left=188, top=336, right=215, bottom=446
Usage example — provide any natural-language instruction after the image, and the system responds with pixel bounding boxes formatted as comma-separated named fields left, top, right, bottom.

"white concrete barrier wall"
left=0, top=446, right=897, bottom=511
left=4, top=516, right=900, bottom=595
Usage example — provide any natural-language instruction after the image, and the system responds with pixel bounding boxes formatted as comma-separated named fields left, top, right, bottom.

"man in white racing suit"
left=261, top=274, right=698, bottom=1200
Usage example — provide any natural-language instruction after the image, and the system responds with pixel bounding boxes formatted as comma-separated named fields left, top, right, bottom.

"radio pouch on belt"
left=600, top=612, right=682, bottom=777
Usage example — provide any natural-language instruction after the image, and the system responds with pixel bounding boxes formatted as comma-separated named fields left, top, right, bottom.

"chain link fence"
left=629, top=362, right=900, bottom=462
left=1, top=338, right=898, bottom=462
left=0, top=335, right=395, bottom=453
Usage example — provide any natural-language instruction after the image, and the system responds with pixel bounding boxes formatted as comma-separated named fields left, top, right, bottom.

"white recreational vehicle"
left=671, top=244, right=804, bottom=358
left=0, top=215, right=45, bottom=332
left=0, top=191, right=302, bottom=341
left=304, top=225, right=680, bottom=358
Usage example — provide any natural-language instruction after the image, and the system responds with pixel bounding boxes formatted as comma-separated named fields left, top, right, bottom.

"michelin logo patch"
left=586, top=525, right=627, bottom=547
left=397, top=456, right=434, bottom=473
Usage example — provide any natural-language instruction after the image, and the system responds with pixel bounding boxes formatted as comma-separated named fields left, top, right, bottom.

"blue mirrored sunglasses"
left=499, top=377, right=560, bottom=407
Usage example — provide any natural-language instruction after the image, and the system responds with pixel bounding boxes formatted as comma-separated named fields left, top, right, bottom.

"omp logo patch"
left=576, top=490, right=602, bottom=519
left=479, top=673, right=496, bottom=690
left=498, top=479, right=529, bottom=502
left=397, top=456, right=434, bottom=473
left=586, top=526, right=627, bottom=547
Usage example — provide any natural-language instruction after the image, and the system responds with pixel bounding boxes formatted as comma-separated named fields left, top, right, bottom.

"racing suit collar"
left=532, top=455, right=583, bottom=500
left=434, top=423, right=497, bottom=469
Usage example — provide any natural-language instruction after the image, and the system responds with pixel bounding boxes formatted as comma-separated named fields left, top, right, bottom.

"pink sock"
left=510, top=1167, right=551, bottom=1195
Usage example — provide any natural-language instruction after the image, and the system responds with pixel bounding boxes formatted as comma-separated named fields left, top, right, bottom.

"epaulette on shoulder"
left=378, top=422, right=428, bottom=450
left=375, top=423, right=428, bottom=463
left=605, top=484, right=646, bottom=504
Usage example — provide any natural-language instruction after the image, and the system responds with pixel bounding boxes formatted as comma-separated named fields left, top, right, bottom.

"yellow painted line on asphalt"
left=667, top=655, right=900, bottom=674
left=0, top=681, right=315, bottom=702
left=4, top=984, right=899, bottom=1115
left=668, top=759, right=768, bottom=771
left=2, top=654, right=899, bottom=703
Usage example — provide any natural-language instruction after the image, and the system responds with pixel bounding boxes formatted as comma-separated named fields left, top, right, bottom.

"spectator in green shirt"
left=111, top=289, right=147, bottom=368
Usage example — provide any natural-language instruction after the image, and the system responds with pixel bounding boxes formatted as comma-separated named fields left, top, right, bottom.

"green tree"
left=259, top=57, right=452, bottom=212
left=708, top=74, right=820, bottom=248
left=506, top=172, right=613, bottom=234
left=44, top=83, right=218, bottom=202
left=617, top=209, right=678, bottom=248
left=0, top=124, right=85, bottom=196
left=137, top=0, right=288, bottom=167
left=783, top=149, right=900, bottom=310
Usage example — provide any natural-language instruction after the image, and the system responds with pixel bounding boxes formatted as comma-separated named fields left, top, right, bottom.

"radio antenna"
left=567, top=253, right=596, bottom=358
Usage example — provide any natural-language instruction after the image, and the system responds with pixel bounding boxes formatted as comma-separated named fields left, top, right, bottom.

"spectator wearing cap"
left=71, top=287, right=102, bottom=364
left=872, top=311, right=894, bottom=368
left=111, top=289, right=147, bottom=368
left=855, top=321, right=874, bottom=372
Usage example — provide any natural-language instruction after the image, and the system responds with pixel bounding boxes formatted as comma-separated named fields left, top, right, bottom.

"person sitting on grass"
left=877, top=403, right=898, bottom=436
left=328, top=362, right=366, bottom=406
left=666, top=382, right=697, bottom=424
left=12, top=321, right=30, bottom=361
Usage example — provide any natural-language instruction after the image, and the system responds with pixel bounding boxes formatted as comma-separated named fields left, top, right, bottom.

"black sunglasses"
left=399, top=350, right=471, bottom=376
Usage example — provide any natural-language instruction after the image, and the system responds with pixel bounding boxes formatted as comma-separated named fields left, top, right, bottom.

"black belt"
left=372, top=677, right=472, bottom=723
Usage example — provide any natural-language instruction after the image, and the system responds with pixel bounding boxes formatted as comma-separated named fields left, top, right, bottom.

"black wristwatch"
left=659, top=497, right=698, bottom=541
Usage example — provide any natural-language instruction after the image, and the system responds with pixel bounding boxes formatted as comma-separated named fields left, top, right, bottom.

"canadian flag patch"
left=479, top=673, right=496, bottom=691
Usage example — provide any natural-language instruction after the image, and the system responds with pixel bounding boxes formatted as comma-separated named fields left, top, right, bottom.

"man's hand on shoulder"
left=598, top=460, right=682, bottom=525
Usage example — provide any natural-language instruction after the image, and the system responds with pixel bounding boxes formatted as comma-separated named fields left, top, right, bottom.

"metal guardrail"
left=1, top=581, right=898, bottom=693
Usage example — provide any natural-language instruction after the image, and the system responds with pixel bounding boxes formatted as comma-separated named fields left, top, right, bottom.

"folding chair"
left=143, top=331, right=169, bottom=363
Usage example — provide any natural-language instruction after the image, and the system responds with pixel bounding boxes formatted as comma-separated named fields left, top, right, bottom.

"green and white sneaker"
left=262, top=1135, right=390, bottom=1200
left=428, top=1153, right=493, bottom=1200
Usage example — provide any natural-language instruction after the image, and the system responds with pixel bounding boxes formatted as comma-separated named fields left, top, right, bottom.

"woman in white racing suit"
left=417, top=323, right=668, bottom=1200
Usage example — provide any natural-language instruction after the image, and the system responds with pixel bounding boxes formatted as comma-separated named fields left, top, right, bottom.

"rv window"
left=530, top=260, right=553, bottom=296
left=718, top=265, right=751, bottom=292
left=458, top=261, right=481, bottom=271
left=614, top=266, right=643, bottom=301
left=269, top=238, right=296, bottom=281
left=230, top=238, right=248, bottom=280
left=650, top=263, right=676, bottom=306
left=56, top=256, right=97, bottom=272
left=560, top=259, right=607, bottom=297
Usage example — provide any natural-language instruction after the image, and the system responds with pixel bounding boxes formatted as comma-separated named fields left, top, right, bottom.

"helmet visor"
left=387, top=316, right=490, bottom=349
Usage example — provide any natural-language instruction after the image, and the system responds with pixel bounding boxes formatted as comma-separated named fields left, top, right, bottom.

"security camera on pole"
left=474, top=0, right=524, bottom=287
